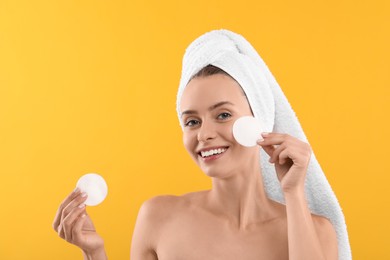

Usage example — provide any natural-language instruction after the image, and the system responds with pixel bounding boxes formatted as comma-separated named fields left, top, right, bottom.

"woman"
left=53, top=30, right=346, bottom=260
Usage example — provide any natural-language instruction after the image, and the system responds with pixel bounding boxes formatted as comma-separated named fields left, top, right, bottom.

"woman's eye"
left=217, top=112, right=232, bottom=120
left=184, top=119, right=200, bottom=127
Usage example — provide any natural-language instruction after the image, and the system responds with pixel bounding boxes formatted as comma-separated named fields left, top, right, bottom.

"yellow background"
left=0, top=0, right=389, bottom=259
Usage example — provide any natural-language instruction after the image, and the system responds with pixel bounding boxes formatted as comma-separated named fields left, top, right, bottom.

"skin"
left=53, top=73, right=338, bottom=260
left=52, top=188, right=107, bottom=260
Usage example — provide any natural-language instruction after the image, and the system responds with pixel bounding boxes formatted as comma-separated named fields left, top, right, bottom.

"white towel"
left=176, top=29, right=351, bottom=260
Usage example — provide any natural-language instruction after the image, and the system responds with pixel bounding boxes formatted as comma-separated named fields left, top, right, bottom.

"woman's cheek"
left=183, top=131, right=196, bottom=154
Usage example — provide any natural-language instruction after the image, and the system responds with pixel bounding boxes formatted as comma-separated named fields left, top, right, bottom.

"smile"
left=198, top=147, right=229, bottom=159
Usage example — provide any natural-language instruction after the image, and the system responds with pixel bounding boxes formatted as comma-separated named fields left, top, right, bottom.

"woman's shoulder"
left=138, top=190, right=210, bottom=222
left=137, top=195, right=180, bottom=223
left=141, top=194, right=181, bottom=211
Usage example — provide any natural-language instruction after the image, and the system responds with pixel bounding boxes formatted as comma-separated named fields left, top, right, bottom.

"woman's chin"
left=201, top=167, right=232, bottom=179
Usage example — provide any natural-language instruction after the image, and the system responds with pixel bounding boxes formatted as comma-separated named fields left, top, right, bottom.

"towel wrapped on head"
left=176, top=29, right=351, bottom=260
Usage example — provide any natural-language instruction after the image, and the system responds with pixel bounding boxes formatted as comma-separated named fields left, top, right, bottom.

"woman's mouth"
left=198, top=147, right=229, bottom=161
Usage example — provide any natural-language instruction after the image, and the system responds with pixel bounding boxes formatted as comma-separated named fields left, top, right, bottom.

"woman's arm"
left=258, top=132, right=338, bottom=260
left=131, top=198, right=161, bottom=260
left=285, top=190, right=338, bottom=260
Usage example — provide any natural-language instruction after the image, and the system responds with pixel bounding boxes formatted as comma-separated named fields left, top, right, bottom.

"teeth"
left=200, top=148, right=227, bottom=158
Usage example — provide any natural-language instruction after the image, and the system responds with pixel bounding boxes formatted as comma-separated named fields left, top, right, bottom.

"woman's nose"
left=197, top=121, right=217, bottom=142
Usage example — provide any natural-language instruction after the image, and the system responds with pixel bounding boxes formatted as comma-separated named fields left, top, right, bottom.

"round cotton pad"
left=76, top=173, right=108, bottom=206
left=232, top=116, right=264, bottom=147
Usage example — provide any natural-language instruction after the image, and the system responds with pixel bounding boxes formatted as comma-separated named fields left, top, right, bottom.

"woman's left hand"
left=257, top=132, right=312, bottom=194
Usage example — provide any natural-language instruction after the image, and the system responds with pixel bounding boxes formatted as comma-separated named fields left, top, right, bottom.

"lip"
left=197, top=146, right=229, bottom=162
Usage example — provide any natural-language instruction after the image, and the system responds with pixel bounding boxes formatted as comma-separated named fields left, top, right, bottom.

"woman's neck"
left=206, top=164, right=281, bottom=230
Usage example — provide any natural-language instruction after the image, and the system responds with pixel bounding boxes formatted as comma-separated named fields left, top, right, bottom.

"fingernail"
left=257, top=138, right=264, bottom=143
left=78, top=203, right=85, bottom=208
left=73, top=187, right=80, bottom=193
left=261, top=132, right=270, bottom=137
left=81, top=192, right=88, bottom=197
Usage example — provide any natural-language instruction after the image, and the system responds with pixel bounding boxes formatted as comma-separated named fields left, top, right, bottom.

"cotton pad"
left=232, top=116, right=264, bottom=147
left=76, top=173, right=108, bottom=206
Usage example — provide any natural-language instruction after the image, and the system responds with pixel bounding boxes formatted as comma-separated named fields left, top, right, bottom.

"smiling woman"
left=52, top=29, right=351, bottom=260
left=180, top=71, right=258, bottom=179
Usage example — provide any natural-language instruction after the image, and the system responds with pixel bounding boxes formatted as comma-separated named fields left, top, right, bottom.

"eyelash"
left=184, top=112, right=232, bottom=127
left=217, top=112, right=232, bottom=120
left=184, top=119, right=200, bottom=127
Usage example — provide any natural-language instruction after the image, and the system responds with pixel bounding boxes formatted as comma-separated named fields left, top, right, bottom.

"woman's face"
left=180, top=74, right=260, bottom=178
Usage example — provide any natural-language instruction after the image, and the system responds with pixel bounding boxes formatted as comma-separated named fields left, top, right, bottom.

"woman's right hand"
left=52, top=188, right=106, bottom=258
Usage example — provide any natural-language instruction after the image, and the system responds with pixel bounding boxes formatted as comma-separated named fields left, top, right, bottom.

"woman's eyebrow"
left=208, top=101, right=234, bottom=111
left=181, top=101, right=234, bottom=117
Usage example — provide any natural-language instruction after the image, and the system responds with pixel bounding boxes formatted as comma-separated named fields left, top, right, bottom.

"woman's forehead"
left=180, top=74, right=249, bottom=112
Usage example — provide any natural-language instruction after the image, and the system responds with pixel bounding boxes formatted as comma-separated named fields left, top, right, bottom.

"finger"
left=53, top=188, right=82, bottom=231
left=258, top=132, right=288, bottom=146
left=261, top=132, right=286, bottom=138
left=57, top=223, right=65, bottom=239
left=72, top=212, right=88, bottom=245
left=62, top=203, right=87, bottom=242
left=269, top=144, right=286, bottom=163
left=59, top=193, right=87, bottom=239
left=258, top=141, right=276, bottom=159
left=257, top=136, right=278, bottom=158
left=278, top=149, right=292, bottom=165
left=61, top=192, right=88, bottom=223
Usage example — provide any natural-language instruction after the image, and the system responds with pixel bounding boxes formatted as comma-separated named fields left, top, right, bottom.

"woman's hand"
left=52, top=188, right=106, bottom=258
left=257, top=132, right=312, bottom=194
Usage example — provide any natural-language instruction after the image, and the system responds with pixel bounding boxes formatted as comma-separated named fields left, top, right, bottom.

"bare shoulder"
left=139, top=190, right=208, bottom=222
left=139, top=194, right=184, bottom=222
left=131, top=194, right=188, bottom=259
left=142, top=194, right=181, bottom=210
